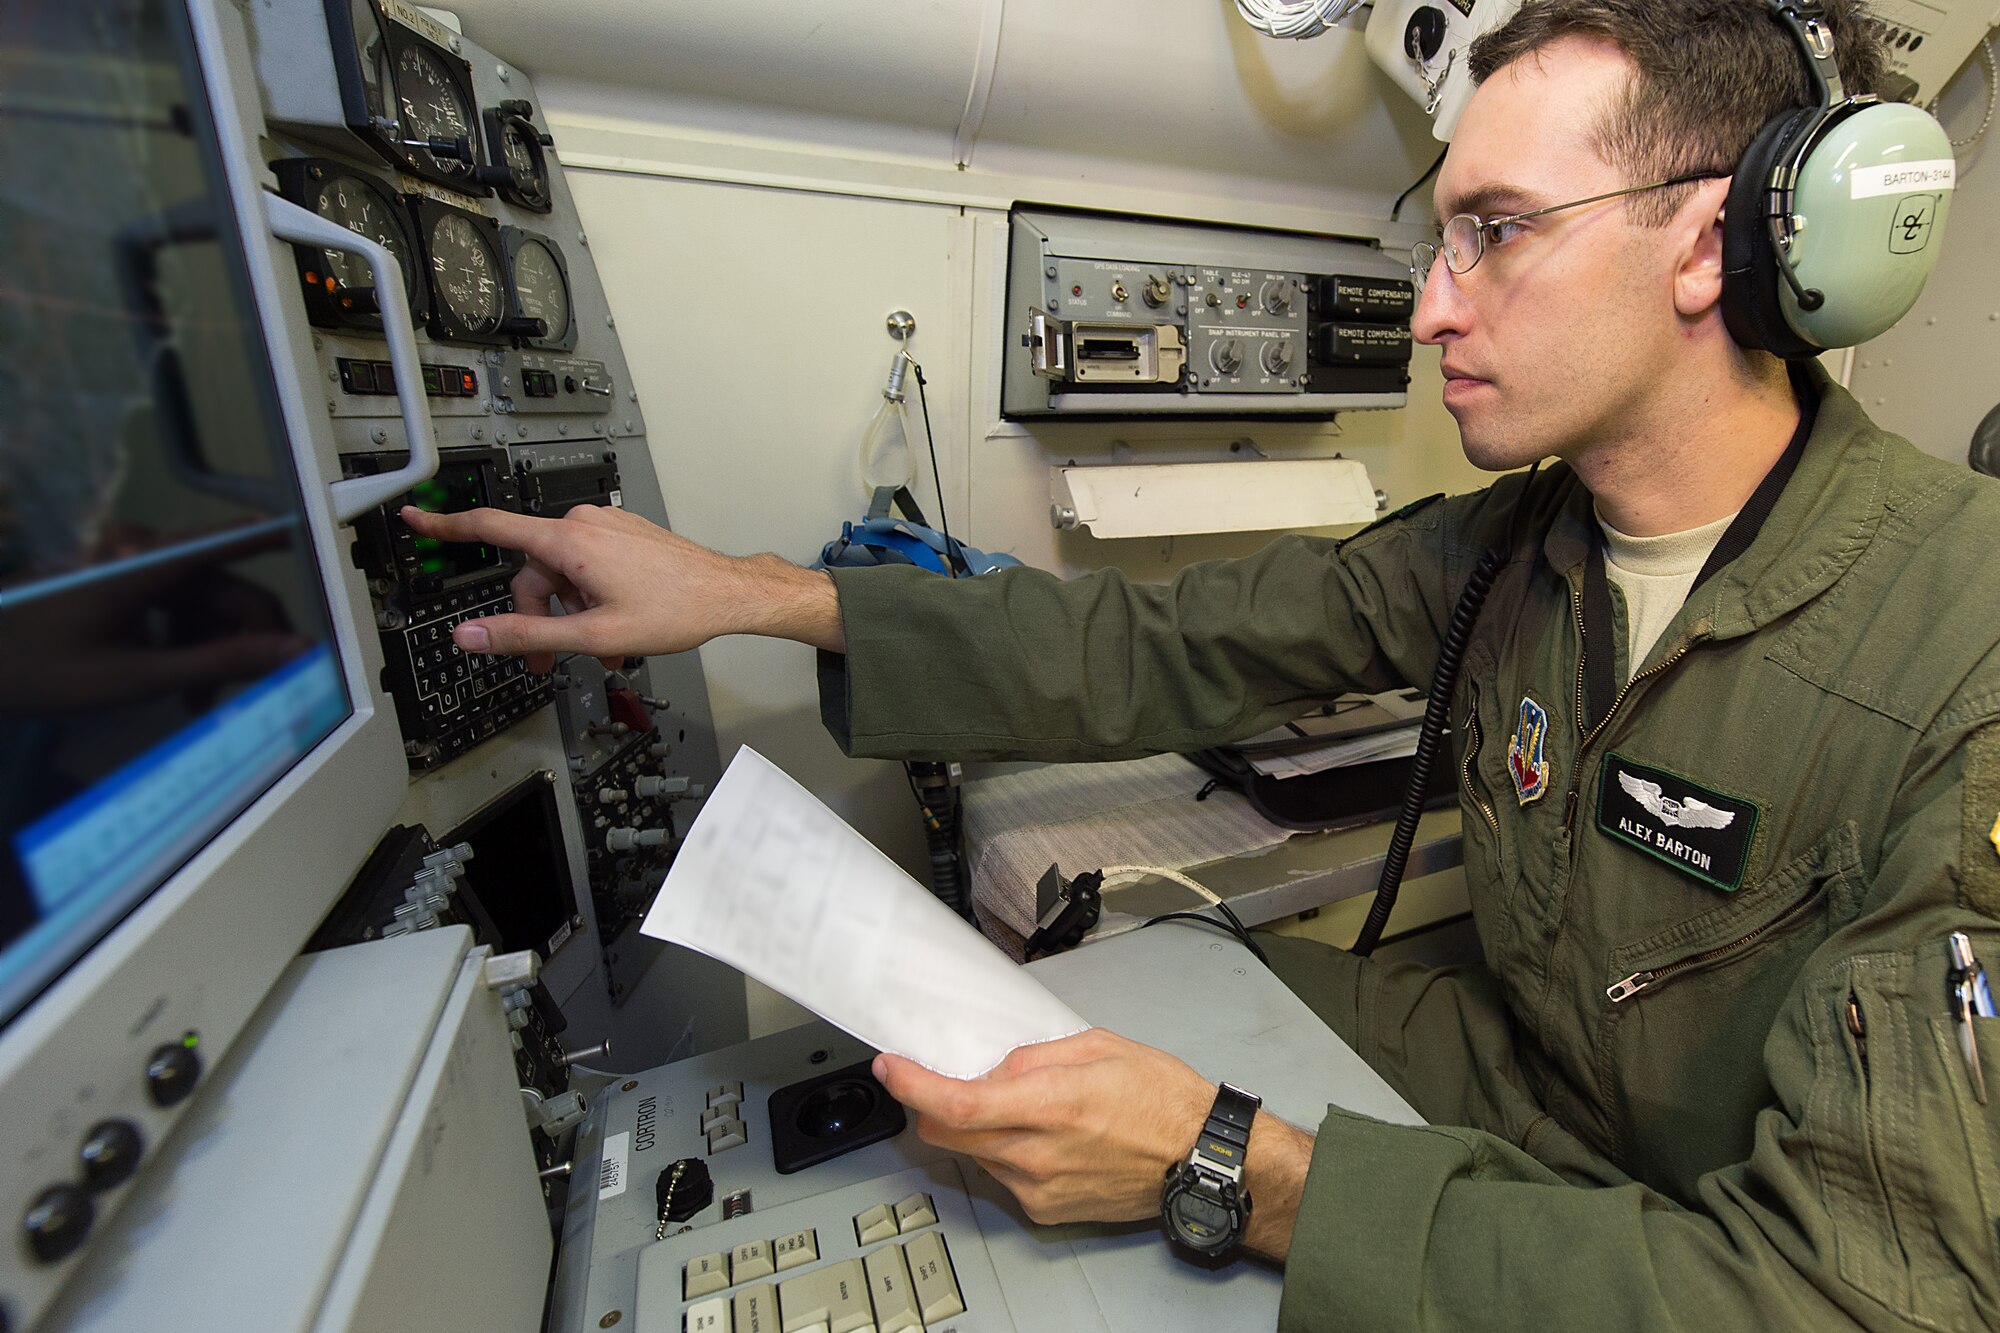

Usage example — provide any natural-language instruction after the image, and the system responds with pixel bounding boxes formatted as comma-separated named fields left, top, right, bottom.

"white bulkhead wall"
left=438, top=0, right=1500, bottom=880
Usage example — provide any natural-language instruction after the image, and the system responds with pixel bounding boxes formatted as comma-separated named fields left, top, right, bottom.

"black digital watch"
left=1161, top=1081, right=1261, bottom=1258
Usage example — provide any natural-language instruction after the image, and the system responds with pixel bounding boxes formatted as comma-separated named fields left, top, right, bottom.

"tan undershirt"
left=1596, top=509, right=1737, bottom=680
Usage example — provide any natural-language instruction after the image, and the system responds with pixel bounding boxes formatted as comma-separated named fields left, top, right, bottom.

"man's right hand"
left=400, top=503, right=845, bottom=674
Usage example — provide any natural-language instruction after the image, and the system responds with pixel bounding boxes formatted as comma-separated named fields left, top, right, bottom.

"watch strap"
left=1192, top=1082, right=1261, bottom=1174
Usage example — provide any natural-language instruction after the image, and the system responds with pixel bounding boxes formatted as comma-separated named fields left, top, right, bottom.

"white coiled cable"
left=1232, top=0, right=1368, bottom=40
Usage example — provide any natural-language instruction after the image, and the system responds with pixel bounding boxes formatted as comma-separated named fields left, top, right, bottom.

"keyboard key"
left=893, top=1192, right=938, bottom=1233
left=864, top=1244, right=922, bottom=1333
left=777, top=1258, right=870, bottom=1333
left=773, top=1229, right=818, bottom=1272
left=732, top=1238, right=775, bottom=1282
left=904, top=1231, right=965, bottom=1323
left=708, top=1082, right=744, bottom=1108
left=687, top=1295, right=731, bottom=1332
left=853, top=1203, right=898, bottom=1246
left=684, top=1250, right=729, bottom=1299
left=707, top=1118, right=747, bottom=1153
left=701, top=1105, right=735, bottom=1133
left=734, top=1284, right=779, bottom=1333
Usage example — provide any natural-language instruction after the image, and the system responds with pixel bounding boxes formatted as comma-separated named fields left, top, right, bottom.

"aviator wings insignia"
left=1618, top=772, right=1737, bottom=830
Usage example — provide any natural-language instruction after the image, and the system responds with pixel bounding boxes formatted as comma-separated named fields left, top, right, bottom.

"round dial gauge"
left=499, top=119, right=549, bottom=203
left=428, top=213, right=502, bottom=335
left=395, top=43, right=473, bottom=178
left=313, top=176, right=412, bottom=304
left=510, top=240, right=570, bottom=343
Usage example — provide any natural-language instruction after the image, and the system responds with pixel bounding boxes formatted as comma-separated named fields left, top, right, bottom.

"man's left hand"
left=872, top=1028, right=1213, bottom=1225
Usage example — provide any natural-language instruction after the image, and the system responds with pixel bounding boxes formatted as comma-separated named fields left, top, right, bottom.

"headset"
left=1722, top=0, right=1958, bottom=358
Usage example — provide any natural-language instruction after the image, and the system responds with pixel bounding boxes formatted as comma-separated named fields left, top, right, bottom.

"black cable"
left=1391, top=149, right=1448, bottom=222
left=911, top=364, right=957, bottom=578
left=1141, top=910, right=1268, bottom=965
left=1350, top=546, right=1506, bottom=958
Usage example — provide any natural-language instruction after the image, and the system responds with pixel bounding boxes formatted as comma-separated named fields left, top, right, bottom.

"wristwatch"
left=1161, top=1082, right=1261, bottom=1257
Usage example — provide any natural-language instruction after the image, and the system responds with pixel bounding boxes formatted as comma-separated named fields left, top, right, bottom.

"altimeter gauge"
left=272, top=158, right=426, bottom=332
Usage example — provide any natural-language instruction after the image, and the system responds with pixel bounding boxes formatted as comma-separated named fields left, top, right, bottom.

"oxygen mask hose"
left=1350, top=546, right=1506, bottom=958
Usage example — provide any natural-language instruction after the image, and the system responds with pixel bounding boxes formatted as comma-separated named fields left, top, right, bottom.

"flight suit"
left=818, top=366, right=2000, bottom=1331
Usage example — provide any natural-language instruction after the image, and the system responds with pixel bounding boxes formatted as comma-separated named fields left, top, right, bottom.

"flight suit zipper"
left=1605, top=885, right=1821, bottom=1002
left=1462, top=680, right=1500, bottom=840
left=1561, top=582, right=1709, bottom=833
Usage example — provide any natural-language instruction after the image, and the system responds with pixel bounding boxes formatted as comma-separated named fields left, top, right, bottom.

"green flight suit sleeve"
left=1276, top=720, right=2000, bottom=1333
left=1260, top=935, right=1625, bottom=1188
left=819, top=498, right=1467, bottom=763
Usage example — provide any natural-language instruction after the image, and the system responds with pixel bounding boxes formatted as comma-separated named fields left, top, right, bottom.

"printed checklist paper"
left=641, top=746, right=1088, bottom=1079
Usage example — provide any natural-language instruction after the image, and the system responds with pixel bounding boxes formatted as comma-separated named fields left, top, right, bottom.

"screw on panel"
left=606, top=315, right=615, bottom=327
left=599, top=1314, right=622, bottom=1329
left=498, top=65, right=511, bottom=81
left=370, top=427, right=388, bottom=444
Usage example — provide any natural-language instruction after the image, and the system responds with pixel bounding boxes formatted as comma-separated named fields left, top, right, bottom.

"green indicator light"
left=420, top=557, right=445, bottom=573
left=182, top=1032, right=199, bottom=1049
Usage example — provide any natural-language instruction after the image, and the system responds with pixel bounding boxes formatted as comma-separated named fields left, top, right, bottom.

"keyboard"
left=548, top=924, right=1423, bottom=1333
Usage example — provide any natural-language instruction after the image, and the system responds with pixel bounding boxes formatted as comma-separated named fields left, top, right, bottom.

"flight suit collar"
left=1535, top=362, right=1883, bottom=644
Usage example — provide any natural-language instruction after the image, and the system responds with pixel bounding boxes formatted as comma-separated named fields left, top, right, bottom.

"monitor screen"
left=0, top=0, right=351, bottom=1028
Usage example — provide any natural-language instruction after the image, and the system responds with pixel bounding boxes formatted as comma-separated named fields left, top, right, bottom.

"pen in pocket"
left=1948, top=931, right=1991, bottom=1104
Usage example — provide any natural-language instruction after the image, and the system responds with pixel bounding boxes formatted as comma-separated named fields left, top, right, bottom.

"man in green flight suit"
left=408, top=0, right=2000, bottom=1325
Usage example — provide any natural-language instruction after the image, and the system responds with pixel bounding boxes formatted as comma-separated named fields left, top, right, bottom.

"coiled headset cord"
left=1350, top=545, right=1506, bottom=959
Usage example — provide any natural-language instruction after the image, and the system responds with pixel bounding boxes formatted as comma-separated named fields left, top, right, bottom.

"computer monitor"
left=0, top=0, right=408, bottom=1319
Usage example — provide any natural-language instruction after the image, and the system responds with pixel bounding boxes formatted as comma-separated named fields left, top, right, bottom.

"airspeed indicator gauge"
left=410, top=199, right=509, bottom=345
left=501, top=229, right=576, bottom=351
left=271, top=158, right=426, bottom=333
left=323, top=0, right=488, bottom=196
left=395, top=43, right=476, bottom=185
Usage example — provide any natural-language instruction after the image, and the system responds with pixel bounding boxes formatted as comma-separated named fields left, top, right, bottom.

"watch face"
left=1163, top=1165, right=1244, bottom=1255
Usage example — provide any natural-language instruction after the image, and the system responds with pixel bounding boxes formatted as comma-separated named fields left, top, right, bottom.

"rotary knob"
left=21, top=1184, right=93, bottom=1264
left=1262, top=340, right=1296, bottom=376
left=1210, top=340, right=1244, bottom=375
left=78, top=1120, right=144, bottom=1192
left=1143, top=274, right=1171, bottom=307
left=145, top=1042, right=201, bottom=1108
left=1261, top=279, right=1295, bottom=315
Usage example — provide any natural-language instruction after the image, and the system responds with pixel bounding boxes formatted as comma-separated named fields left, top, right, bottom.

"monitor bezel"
left=0, top=0, right=414, bottom=1316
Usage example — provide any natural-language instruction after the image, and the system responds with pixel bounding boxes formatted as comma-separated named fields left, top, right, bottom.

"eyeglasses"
left=1410, top=172, right=1725, bottom=293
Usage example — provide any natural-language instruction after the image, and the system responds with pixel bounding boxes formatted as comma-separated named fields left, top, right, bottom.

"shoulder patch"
left=1960, top=723, right=2000, bottom=916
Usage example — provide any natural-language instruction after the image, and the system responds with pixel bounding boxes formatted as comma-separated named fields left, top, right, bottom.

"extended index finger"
left=400, top=505, right=568, bottom=559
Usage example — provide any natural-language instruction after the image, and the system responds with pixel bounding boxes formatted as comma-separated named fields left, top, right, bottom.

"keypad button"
left=864, top=1244, right=922, bottom=1333
left=893, top=1192, right=938, bottom=1233
left=686, top=1295, right=730, bottom=1332
left=777, top=1257, right=870, bottom=1333
left=772, top=1228, right=817, bottom=1272
left=707, top=1082, right=743, bottom=1108
left=684, top=1250, right=729, bottom=1299
left=731, top=1238, right=775, bottom=1283
left=734, top=1284, right=778, bottom=1333
left=903, top=1231, right=965, bottom=1323
left=706, top=1117, right=747, bottom=1153
left=853, top=1203, right=897, bottom=1247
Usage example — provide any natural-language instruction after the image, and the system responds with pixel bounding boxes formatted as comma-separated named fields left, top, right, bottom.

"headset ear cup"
left=1722, top=111, right=1821, bottom=359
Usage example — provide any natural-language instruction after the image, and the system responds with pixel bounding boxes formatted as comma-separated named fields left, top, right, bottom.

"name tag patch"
left=1597, top=754, right=1759, bottom=892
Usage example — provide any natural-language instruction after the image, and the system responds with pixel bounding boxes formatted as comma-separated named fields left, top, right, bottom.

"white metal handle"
left=263, top=193, right=440, bottom=523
